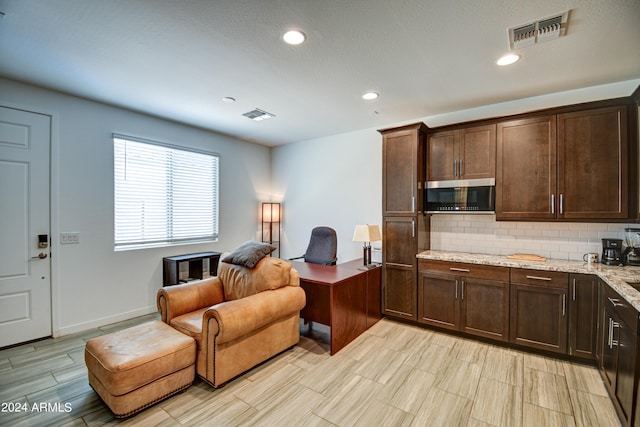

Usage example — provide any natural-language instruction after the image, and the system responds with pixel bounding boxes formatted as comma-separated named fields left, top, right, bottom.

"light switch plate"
left=60, top=232, right=80, bottom=244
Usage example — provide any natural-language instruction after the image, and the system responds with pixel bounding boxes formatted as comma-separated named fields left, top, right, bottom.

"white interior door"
left=0, top=106, right=51, bottom=347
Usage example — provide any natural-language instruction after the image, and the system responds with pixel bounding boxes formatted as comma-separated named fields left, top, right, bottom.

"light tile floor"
left=0, top=314, right=622, bottom=426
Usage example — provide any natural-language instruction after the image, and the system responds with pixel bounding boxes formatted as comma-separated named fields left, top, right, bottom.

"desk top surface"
left=290, top=259, right=380, bottom=286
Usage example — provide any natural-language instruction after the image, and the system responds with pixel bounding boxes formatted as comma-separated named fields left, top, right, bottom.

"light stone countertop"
left=417, top=250, right=640, bottom=313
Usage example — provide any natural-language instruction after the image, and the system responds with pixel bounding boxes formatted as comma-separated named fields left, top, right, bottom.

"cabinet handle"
left=411, top=196, right=415, bottom=213
left=525, top=275, right=552, bottom=281
left=453, top=161, right=457, bottom=177
left=572, top=278, right=576, bottom=301
left=607, top=297, right=623, bottom=307
left=559, top=194, right=564, bottom=215
left=449, top=267, right=470, bottom=273
left=562, top=294, right=566, bottom=316
left=461, top=280, right=465, bottom=300
left=551, top=194, right=555, bottom=214
left=459, top=159, right=463, bottom=176
left=455, top=280, right=459, bottom=299
left=412, top=220, right=415, bottom=238
left=608, top=318, right=613, bottom=349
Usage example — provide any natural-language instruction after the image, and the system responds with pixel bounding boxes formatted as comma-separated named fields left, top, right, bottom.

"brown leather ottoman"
left=85, top=320, right=195, bottom=418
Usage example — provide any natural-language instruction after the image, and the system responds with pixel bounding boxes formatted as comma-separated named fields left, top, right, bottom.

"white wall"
left=0, top=78, right=271, bottom=336
left=271, top=129, right=382, bottom=263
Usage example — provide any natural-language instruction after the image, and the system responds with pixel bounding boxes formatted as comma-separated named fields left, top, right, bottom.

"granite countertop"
left=417, top=250, right=640, bottom=313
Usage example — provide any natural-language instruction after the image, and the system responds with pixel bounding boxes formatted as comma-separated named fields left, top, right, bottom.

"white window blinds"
left=113, top=135, right=219, bottom=250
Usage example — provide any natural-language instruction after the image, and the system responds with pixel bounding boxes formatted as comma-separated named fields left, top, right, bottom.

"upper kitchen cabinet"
left=496, top=104, right=635, bottom=221
left=381, top=122, right=427, bottom=216
left=496, top=115, right=557, bottom=220
left=558, top=106, right=628, bottom=220
left=428, top=124, right=496, bottom=182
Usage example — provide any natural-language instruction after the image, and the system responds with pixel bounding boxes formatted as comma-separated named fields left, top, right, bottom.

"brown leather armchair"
left=157, top=256, right=305, bottom=387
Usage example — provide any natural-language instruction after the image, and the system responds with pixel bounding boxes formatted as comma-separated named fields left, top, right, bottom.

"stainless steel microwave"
left=426, top=178, right=495, bottom=213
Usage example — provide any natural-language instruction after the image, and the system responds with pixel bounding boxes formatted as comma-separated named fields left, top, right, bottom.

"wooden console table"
left=291, top=259, right=381, bottom=355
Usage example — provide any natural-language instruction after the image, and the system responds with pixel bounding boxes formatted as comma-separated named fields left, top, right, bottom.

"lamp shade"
left=352, top=224, right=381, bottom=243
left=262, top=203, right=280, bottom=223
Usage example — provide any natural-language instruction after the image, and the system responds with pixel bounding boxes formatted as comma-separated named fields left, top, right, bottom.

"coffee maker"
left=623, top=228, right=640, bottom=266
left=602, top=238, right=623, bottom=266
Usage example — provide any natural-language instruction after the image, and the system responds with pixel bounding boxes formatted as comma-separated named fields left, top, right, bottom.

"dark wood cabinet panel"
left=418, top=272, right=459, bottom=330
left=383, top=217, right=417, bottom=266
left=461, top=277, right=510, bottom=341
left=418, top=261, right=509, bottom=341
left=428, top=124, right=496, bottom=181
left=496, top=116, right=557, bottom=220
left=383, top=265, right=417, bottom=320
left=509, top=283, right=568, bottom=354
left=598, top=281, right=639, bottom=427
left=568, top=274, right=598, bottom=360
left=558, top=106, right=628, bottom=219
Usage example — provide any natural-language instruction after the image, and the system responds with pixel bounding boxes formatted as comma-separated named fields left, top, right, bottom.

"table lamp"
left=352, top=224, right=381, bottom=270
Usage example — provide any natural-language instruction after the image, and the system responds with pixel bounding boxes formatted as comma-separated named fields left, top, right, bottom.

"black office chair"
left=290, top=226, right=337, bottom=265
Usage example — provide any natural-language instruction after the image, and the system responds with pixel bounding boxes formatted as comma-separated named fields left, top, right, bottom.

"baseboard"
left=53, top=305, right=158, bottom=337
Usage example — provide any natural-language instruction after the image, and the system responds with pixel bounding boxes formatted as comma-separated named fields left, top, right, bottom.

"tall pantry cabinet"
left=379, top=123, right=430, bottom=320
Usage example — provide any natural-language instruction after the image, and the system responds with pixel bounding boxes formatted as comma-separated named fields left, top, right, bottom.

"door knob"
left=31, top=253, right=48, bottom=260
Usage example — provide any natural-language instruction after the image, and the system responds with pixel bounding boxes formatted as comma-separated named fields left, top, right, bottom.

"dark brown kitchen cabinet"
left=509, top=269, right=569, bottom=354
left=379, top=122, right=430, bottom=321
left=496, top=105, right=630, bottom=221
left=427, top=124, right=496, bottom=182
left=598, top=280, right=638, bottom=427
left=568, top=273, right=598, bottom=360
left=381, top=123, right=427, bottom=216
left=418, top=260, right=510, bottom=342
left=496, top=115, right=557, bottom=220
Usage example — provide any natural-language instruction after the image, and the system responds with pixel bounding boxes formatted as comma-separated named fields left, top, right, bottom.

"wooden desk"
left=292, top=259, right=382, bottom=355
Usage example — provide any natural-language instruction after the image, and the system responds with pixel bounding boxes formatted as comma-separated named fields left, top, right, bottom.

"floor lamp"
left=262, top=203, right=281, bottom=257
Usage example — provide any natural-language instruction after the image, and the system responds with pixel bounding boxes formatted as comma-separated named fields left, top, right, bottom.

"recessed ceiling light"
left=222, top=97, right=236, bottom=103
left=283, top=30, right=306, bottom=45
left=497, top=53, right=521, bottom=66
left=362, top=92, right=379, bottom=100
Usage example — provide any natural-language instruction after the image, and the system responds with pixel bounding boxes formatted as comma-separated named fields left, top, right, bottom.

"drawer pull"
left=525, top=275, right=552, bottom=281
left=450, top=267, right=470, bottom=273
left=607, top=297, right=623, bottom=307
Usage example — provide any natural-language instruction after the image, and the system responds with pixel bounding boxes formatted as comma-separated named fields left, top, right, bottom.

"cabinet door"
left=383, top=265, right=416, bottom=320
left=510, top=283, right=567, bottom=354
left=461, top=277, right=509, bottom=341
left=427, top=131, right=456, bottom=181
left=383, top=128, right=421, bottom=215
left=615, top=316, right=637, bottom=426
left=496, top=116, right=557, bottom=220
left=600, top=304, right=617, bottom=391
left=418, top=272, right=459, bottom=330
left=568, top=274, right=598, bottom=359
left=383, top=217, right=417, bottom=266
left=459, top=124, right=496, bottom=180
left=558, top=106, right=628, bottom=219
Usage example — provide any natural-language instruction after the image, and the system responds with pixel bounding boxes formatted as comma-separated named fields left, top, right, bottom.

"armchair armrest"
left=204, top=286, right=305, bottom=344
left=157, top=277, right=225, bottom=323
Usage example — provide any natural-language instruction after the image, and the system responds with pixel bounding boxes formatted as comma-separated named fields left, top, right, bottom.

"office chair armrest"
left=288, top=255, right=305, bottom=261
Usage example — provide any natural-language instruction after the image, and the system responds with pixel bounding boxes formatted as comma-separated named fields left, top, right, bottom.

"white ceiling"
left=1, top=0, right=639, bottom=146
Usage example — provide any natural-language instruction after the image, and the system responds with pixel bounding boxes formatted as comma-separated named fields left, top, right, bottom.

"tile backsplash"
left=429, top=214, right=636, bottom=262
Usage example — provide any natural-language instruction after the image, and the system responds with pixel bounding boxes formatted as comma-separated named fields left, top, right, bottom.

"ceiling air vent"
left=242, top=108, right=275, bottom=121
left=508, top=11, right=569, bottom=49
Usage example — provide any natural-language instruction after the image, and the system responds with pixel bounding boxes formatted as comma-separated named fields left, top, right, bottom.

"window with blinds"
left=113, top=135, right=219, bottom=250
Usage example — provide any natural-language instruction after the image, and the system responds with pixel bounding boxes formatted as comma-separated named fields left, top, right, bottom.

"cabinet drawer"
left=602, top=283, right=638, bottom=332
left=418, top=260, right=509, bottom=281
left=511, top=268, right=568, bottom=289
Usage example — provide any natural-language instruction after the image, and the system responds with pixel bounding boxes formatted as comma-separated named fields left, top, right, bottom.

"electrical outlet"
left=60, top=232, right=80, bottom=244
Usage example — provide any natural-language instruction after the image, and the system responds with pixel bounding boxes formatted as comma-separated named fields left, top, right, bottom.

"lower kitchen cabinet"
left=418, top=260, right=510, bottom=341
left=568, top=273, right=598, bottom=359
left=509, top=269, right=569, bottom=354
left=383, top=265, right=417, bottom=320
left=598, top=280, right=639, bottom=427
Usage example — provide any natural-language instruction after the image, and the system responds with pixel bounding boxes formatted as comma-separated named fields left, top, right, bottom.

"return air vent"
left=242, top=108, right=275, bottom=121
left=508, top=11, right=569, bottom=49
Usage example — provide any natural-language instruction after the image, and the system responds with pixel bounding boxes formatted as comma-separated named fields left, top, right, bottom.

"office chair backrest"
left=304, top=226, right=337, bottom=265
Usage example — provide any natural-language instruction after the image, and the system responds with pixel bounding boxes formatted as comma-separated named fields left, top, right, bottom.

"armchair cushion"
left=219, top=256, right=298, bottom=301
left=221, top=241, right=275, bottom=268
